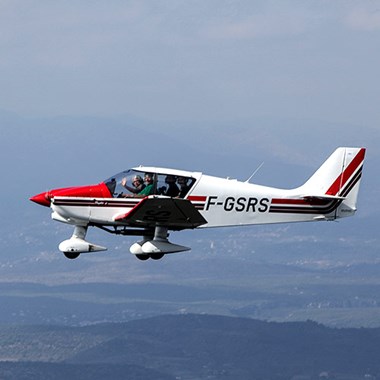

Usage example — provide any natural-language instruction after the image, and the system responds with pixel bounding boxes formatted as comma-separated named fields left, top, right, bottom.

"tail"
left=297, top=147, right=366, bottom=219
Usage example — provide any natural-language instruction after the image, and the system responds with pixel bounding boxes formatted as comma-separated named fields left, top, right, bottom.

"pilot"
left=162, top=175, right=179, bottom=197
left=177, top=176, right=190, bottom=198
left=121, top=175, right=145, bottom=194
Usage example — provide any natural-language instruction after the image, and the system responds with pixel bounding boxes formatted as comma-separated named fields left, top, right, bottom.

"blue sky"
left=0, top=0, right=379, bottom=128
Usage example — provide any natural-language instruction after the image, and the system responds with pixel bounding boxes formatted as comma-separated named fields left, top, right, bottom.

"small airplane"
left=30, top=147, right=365, bottom=261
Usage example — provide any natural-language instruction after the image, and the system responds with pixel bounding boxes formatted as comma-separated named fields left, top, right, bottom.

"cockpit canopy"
left=104, top=169, right=196, bottom=198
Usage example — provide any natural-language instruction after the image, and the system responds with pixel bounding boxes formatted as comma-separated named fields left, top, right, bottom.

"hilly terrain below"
left=0, top=314, right=379, bottom=380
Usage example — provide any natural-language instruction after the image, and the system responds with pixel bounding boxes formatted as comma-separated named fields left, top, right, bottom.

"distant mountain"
left=0, top=362, right=175, bottom=380
left=2, top=253, right=378, bottom=331
left=0, top=314, right=379, bottom=380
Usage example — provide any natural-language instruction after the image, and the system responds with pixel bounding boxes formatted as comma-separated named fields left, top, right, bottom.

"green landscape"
left=1, top=315, right=380, bottom=380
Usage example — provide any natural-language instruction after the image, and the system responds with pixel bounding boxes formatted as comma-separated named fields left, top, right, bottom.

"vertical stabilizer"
left=335, top=148, right=366, bottom=218
left=298, top=147, right=366, bottom=218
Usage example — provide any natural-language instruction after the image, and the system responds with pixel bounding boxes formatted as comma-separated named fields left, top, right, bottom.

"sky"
left=0, top=0, right=379, bottom=127
left=0, top=1, right=379, bottom=269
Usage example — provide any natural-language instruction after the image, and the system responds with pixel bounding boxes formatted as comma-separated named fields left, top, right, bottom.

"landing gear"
left=150, top=253, right=165, bottom=260
left=135, top=252, right=165, bottom=261
left=59, top=225, right=107, bottom=259
left=63, top=251, right=80, bottom=260
left=130, top=226, right=190, bottom=260
left=136, top=254, right=150, bottom=261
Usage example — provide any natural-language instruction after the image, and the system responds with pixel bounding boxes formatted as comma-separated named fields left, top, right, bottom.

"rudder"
left=298, top=147, right=366, bottom=218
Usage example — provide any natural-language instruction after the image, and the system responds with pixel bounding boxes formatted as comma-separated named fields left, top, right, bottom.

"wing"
left=114, top=196, right=207, bottom=230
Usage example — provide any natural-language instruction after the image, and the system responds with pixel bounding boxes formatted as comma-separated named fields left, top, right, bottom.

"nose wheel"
left=64, top=251, right=81, bottom=260
left=59, top=225, right=107, bottom=259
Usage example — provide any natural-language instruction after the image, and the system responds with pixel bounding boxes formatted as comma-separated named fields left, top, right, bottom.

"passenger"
left=177, top=176, right=191, bottom=198
left=162, top=175, right=180, bottom=197
left=121, top=175, right=145, bottom=194
left=136, top=173, right=155, bottom=196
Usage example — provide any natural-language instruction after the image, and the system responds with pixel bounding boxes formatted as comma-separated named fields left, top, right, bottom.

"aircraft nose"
left=30, top=192, right=51, bottom=207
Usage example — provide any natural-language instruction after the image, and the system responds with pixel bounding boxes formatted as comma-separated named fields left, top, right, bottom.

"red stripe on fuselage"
left=188, top=195, right=207, bottom=202
left=326, top=148, right=365, bottom=196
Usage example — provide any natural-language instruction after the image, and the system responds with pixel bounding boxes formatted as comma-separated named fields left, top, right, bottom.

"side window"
left=105, top=171, right=196, bottom=198
left=156, top=174, right=180, bottom=197
left=105, top=178, right=117, bottom=196
left=155, top=174, right=195, bottom=198
left=104, top=170, right=146, bottom=197
left=177, top=176, right=195, bottom=198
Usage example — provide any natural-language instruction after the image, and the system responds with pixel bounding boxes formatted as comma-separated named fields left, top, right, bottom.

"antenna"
left=245, top=162, right=264, bottom=183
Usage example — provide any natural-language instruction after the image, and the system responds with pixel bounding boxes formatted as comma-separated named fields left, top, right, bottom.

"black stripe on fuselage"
left=269, top=167, right=362, bottom=215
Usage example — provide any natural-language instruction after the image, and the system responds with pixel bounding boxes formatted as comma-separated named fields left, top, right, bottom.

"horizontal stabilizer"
left=302, top=194, right=346, bottom=201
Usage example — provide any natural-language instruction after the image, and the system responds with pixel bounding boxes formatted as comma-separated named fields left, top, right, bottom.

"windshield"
left=104, top=169, right=195, bottom=198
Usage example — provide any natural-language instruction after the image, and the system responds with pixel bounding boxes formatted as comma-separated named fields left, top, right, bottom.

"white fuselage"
left=51, top=171, right=342, bottom=229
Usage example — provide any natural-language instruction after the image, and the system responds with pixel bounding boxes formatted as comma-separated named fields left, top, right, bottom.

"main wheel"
left=150, top=253, right=164, bottom=260
left=64, top=251, right=80, bottom=260
left=135, top=254, right=149, bottom=261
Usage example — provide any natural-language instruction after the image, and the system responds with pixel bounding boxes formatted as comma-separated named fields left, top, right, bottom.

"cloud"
left=0, top=0, right=379, bottom=127
left=345, top=7, right=380, bottom=31
left=0, top=1, right=151, bottom=68
left=204, top=8, right=321, bottom=40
